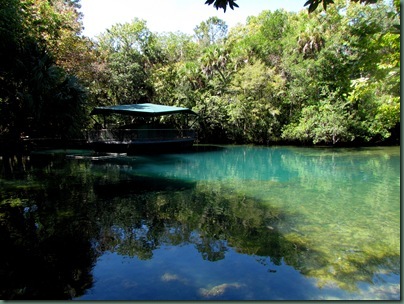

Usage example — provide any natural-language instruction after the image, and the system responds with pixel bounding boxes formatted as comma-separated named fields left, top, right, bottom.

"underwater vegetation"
left=0, top=146, right=400, bottom=299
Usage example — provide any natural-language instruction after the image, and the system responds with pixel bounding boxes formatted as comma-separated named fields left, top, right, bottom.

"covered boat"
left=87, top=103, right=198, bottom=155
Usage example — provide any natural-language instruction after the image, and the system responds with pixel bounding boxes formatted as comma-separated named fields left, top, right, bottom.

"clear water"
left=0, top=145, right=400, bottom=300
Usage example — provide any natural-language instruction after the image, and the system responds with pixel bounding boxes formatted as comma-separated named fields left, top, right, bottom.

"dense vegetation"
left=0, top=0, right=400, bottom=147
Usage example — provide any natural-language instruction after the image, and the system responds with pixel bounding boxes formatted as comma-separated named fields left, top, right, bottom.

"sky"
left=79, top=0, right=306, bottom=38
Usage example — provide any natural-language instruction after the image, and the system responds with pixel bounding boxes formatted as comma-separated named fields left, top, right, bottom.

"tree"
left=282, top=95, right=354, bottom=145
left=151, top=33, right=201, bottom=108
left=94, top=19, right=160, bottom=105
left=303, top=0, right=377, bottom=13
left=342, top=0, right=400, bottom=142
left=157, top=32, right=199, bottom=63
left=238, top=9, right=291, bottom=68
left=279, top=0, right=399, bottom=144
left=194, top=17, right=228, bottom=47
left=228, top=59, right=283, bottom=143
left=0, top=0, right=87, bottom=143
left=200, top=45, right=231, bottom=87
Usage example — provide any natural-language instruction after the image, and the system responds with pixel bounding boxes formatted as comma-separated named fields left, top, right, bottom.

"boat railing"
left=87, top=128, right=195, bottom=143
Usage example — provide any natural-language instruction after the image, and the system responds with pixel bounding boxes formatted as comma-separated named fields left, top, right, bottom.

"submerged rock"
left=161, top=272, right=187, bottom=284
left=199, top=282, right=245, bottom=297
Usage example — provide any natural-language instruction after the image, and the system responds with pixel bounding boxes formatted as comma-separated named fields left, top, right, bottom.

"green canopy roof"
left=90, top=103, right=197, bottom=117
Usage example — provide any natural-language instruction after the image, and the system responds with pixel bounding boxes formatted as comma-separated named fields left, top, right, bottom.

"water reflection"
left=0, top=183, right=96, bottom=298
left=0, top=146, right=400, bottom=300
left=91, top=180, right=292, bottom=263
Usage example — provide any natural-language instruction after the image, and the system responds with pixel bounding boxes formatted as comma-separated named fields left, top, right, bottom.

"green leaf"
left=308, top=1, right=319, bottom=13
left=229, top=0, right=239, bottom=10
left=323, top=0, right=334, bottom=10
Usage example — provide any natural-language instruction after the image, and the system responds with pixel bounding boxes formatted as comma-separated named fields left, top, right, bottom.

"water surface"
left=0, top=145, right=400, bottom=300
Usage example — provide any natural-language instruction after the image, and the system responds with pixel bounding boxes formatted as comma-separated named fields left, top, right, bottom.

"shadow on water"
left=0, top=147, right=400, bottom=299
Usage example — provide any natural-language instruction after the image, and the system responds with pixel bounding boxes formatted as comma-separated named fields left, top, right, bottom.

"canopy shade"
left=90, top=103, right=197, bottom=117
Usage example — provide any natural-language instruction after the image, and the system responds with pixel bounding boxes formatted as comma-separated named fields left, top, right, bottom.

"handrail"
left=87, top=128, right=195, bottom=143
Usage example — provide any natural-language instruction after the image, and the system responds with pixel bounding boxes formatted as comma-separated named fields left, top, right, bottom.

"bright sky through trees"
left=79, top=0, right=305, bottom=37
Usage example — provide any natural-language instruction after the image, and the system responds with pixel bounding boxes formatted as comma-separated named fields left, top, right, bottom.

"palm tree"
left=297, top=26, right=325, bottom=58
left=200, top=45, right=231, bottom=83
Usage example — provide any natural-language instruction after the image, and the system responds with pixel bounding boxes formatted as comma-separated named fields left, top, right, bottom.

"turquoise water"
left=0, top=145, right=400, bottom=300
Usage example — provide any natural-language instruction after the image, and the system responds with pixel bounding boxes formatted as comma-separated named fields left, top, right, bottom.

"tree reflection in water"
left=0, top=148, right=400, bottom=299
left=0, top=188, right=96, bottom=298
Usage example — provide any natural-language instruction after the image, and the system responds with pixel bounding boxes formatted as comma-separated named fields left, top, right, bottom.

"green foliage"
left=228, top=60, right=283, bottom=143
left=348, top=78, right=400, bottom=141
left=0, top=0, right=87, bottom=142
left=1, top=0, right=399, bottom=146
left=193, top=95, right=230, bottom=142
left=93, top=19, right=163, bottom=106
left=282, top=96, right=354, bottom=144
left=157, top=32, right=199, bottom=62
left=194, top=16, right=228, bottom=47
left=278, top=0, right=399, bottom=145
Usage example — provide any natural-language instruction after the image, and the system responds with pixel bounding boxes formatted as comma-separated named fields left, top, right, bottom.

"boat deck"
left=87, top=128, right=196, bottom=154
